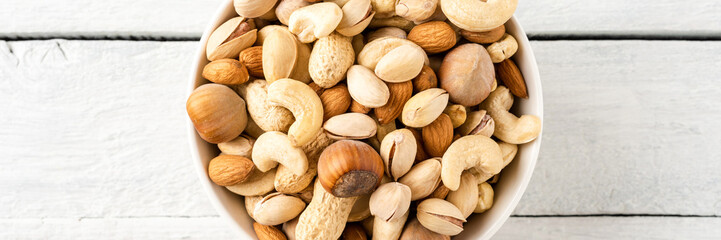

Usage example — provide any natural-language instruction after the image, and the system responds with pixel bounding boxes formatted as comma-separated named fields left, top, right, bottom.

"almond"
left=460, top=25, right=506, bottom=44
left=208, top=155, right=255, bottom=186
left=320, top=84, right=352, bottom=121
left=495, top=59, right=528, bottom=98
left=421, top=113, right=454, bottom=157
left=375, top=81, right=413, bottom=124
left=407, top=21, right=456, bottom=54
left=412, top=65, right=437, bottom=93
left=350, top=99, right=371, bottom=114
left=406, top=128, right=429, bottom=163
left=253, top=222, right=288, bottom=240
left=202, top=59, right=250, bottom=85
left=238, top=46, right=264, bottom=78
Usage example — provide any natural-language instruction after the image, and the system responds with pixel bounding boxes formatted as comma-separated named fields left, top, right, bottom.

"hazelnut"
left=317, top=140, right=385, bottom=197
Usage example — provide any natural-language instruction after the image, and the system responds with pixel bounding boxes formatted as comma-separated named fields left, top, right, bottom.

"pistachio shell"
left=235, top=0, right=278, bottom=18
left=401, top=88, right=449, bottom=128
left=358, top=37, right=429, bottom=70
left=347, top=65, right=390, bottom=108
left=262, top=29, right=298, bottom=83
left=337, top=0, right=375, bottom=37
left=380, top=129, right=417, bottom=180
left=323, top=113, right=378, bottom=140
left=256, top=25, right=289, bottom=45
left=366, top=27, right=407, bottom=43
left=206, top=17, right=257, bottom=61
left=276, top=0, right=310, bottom=25
left=369, top=182, right=412, bottom=222
left=374, top=45, right=426, bottom=83
left=458, top=110, right=495, bottom=137
left=253, top=192, right=307, bottom=225
left=398, top=159, right=441, bottom=200
left=416, top=198, right=466, bottom=236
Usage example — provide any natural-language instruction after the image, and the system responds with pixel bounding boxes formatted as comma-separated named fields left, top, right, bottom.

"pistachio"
left=373, top=211, right=409, bottom=240
left=416, top=198, right=466, bottom=236
left=347, top=65, right=390, bottom=108
left=357, top=37, right=429, bottom=71
left=400, top=217, right=451, bottom=240
left=206, top=17, right=257, bottom=61
left=337, top=0, right=376, bottom=37
left=401, top=88, right=449, bottom=128
left=398, top=158, right=441, bottom=200
left=457, top=110, right=495, bottom=137
left=380, top=129, right=417, bottom=180
left=288, top=2, right=344, bottom=43
left=253, top=192, right=307, bottom=225
left=374, top=44, right=426, bottom=82
left=245, top=195, right=263, bottom=219
left=445, top=172, right=478, bottom=218
left=442, top=105, right=466, bottom=128
left=234, top=0, right=278, bottom=18
left=323, top=113, right=378, bottom=140
left=474, top=182, right=494, bottom=213
left=262, top=29, right=298, bottom=84
left=369, top=182, right=412, bottom=222
left=276, top=0, right=310, bottom=25
left=370, top=0, right=397, bottom=18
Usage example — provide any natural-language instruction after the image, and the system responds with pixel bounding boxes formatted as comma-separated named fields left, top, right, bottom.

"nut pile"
left=187, top=0, right=541, bottom=239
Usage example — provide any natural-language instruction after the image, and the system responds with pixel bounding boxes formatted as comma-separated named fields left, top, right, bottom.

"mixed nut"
left=187, top=0, right=540, bottom=239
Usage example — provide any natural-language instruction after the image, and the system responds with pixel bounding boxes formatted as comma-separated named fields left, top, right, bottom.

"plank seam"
left=512, top=214, right=721, bottom=218
left=3, top=34, right=721, bottom=42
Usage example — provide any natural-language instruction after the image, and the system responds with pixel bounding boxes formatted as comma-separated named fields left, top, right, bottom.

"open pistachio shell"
left=206, top=17, right=257, bottom=61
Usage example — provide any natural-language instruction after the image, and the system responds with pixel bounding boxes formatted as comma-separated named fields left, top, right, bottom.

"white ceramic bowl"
left=188, top=1, right=543, bottom=239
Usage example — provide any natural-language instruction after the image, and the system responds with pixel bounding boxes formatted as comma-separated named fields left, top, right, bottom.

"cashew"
left=296, top=179, right=358, bottom=240
left=238, top=80, right=294, bottom=132
left=480, top=86, right=541, bottom=144
left=474, top=182, right=494, bottom=213
left=499, top=141, right=518, bottom=167
left=267, top=79, right=324, bottom=147
left=486, top=34, right=518, bottom=63
left=252, top=131, right=309, bottom=175
left=275, top=131, right=335, bottom=193
left=446, top=172, right=478, bottom=218
left=288, top=3, right=344, bottom=43
left=441, top=135, right=503, bottom=191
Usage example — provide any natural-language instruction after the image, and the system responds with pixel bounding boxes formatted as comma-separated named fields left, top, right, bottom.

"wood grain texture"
left=0, top=40, right=215, bottom=218
left=519, top=1, right=721, bottom=37
left=515, top=40, right=721, bottom=215
left=1, top=1, right=720, bottom=38
left=0, top=217, right=233, bottom=239
left=497, top=217, right=721, bottom=239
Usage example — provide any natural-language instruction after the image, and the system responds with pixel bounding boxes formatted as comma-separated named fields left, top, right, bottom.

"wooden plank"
left=0, top=217, right=234, bottom=239
left=1, top=40, right=720, bottom=219
left=519, top=1, right=721, bottom=37
left=1, top=1, right=720, bottom=38
left=0, top=40, right=216, bottom=217
left=496, top=217, right=721, bottom=239
left=515, top=40, right=721, bottom=215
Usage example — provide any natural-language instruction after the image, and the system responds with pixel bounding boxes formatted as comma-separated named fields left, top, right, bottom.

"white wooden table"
left=2, top=1, right=721, bottom=239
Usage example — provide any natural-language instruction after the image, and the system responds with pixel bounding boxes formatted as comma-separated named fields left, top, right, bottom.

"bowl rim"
left=187, top=1, right=543, bottom=238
